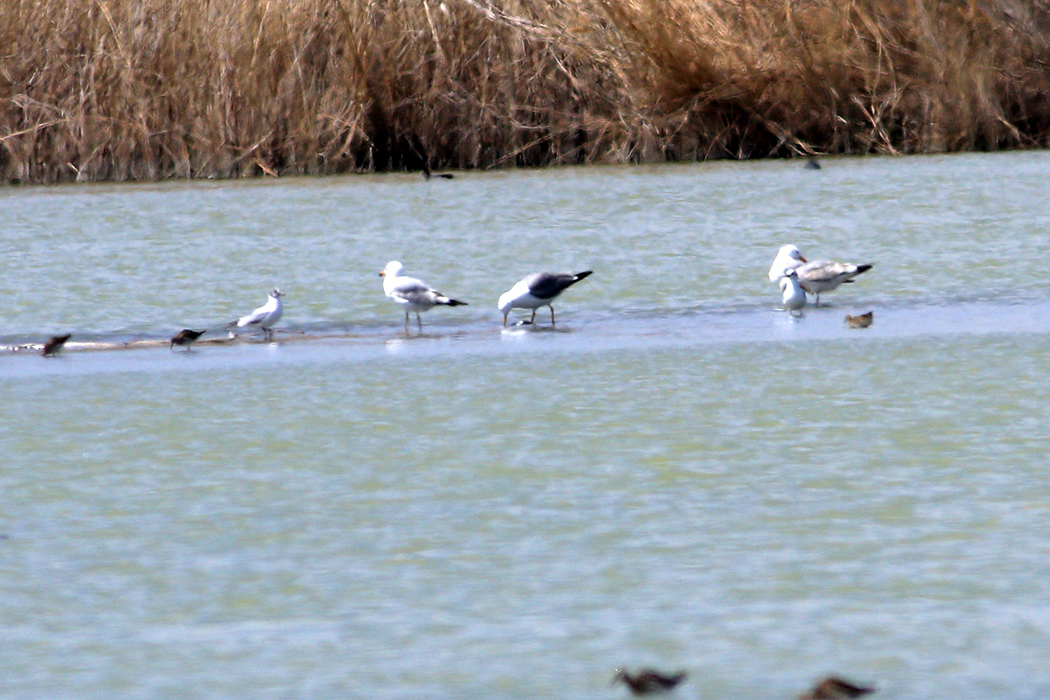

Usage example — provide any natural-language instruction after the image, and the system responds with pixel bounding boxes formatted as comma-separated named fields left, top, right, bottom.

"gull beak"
left=799, top=256, right=807, bottom=262
left=379, top=270, right=385, bottom=277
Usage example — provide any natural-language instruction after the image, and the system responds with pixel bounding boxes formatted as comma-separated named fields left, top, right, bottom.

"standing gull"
left=780, top=269, right=807, bottom=316
left=380, top=261, right=467, bottom=333
left=170, top=329, right=206, bottom=350
left=231, top=289, right=283, bottom=341
left=497, top=270, right=592, bottom=326
left=769, top=244, right=873, bottom=306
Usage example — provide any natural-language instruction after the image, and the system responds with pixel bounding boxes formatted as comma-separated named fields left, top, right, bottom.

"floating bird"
left=41, top=334, right=71, bottom=357
left=845, top=311, right=874, bottom=329
left=497, top=270, right=592, bottom=326
left=780, top=268, right=807, bottom=316
left=798, top=676, right=875, bottom=699
left=170, top=328, right=206, bottom=350
left=380, top=261, right=467, bottom=333
left=422, top=161, right=454, bottom=180
left=231, top=289, right=283, bottom=341
left=769, top=245, right=873, bottom=306
left=613, top=668, right=687, bottom=695
left=805, top=157, right=822, bottom=170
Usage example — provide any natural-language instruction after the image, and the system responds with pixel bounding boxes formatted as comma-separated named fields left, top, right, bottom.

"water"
left=3, top=153, right=1050, bottom=699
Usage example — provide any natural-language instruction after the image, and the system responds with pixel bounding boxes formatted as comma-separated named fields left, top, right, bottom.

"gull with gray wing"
left=380, top=261, right=467, bottom=333
left=769, top=244, right=873, bottom=305
left=498, top=270, right=592, bottom=326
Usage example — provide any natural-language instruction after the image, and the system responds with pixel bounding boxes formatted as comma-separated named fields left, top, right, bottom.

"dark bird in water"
left=845, top=311, right=874, bottom=329
left=422, top=161, right=454, bottom=180
left=170, top=328, right=206, bottom=350
left=798, top=676, right=876, bottom=700
left=497, top=270, right=593, bottom=326
left=805, top=157, right=822, bottom=170
left=612, top=668, right=687, bottom=695
left=42, top=334, right=71, bottom=357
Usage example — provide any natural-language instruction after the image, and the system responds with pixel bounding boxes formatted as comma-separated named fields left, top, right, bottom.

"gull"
left=42, top=334, right=71, bottom=357
left=380, top=261, right=467, bottom=332
left=845, top=311, right=874, bottom=329
left=780, top=268, right=806, bottom=316
left=170, top=328, right=206, bottom=350
left=798, top=676, right=875, bottom=699
left=497, top=270, right=592, bottom=326
left=231, top=289, right=283, bottom=341
left=612, top=668, right=687, bottom=696
left=769, top=244, right=873, bottom=306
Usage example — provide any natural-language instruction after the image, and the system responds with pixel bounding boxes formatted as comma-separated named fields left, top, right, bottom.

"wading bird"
left=170, top=328, right=206, bottom=350
left=769, top=244, right=873, bottom=306
left=380, top=261, right=467, bottom=333
left=497, top=270, right=592, bottom=326
left=231, top=289, right=283, bottom=341
left=42, top=334, right=71, bottom=357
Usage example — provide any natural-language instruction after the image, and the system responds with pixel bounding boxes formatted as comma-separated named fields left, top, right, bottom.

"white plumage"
left=234, top=288, right=283, bottom=340
left=497, top=270, right=592, bottom=326
left=769, top=244, right=873, bottom=305
left=380, top=261, right=467, bottom=332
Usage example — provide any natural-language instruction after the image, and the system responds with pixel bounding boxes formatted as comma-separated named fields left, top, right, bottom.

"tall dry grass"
left=2, top=0, right=1049, bottom=183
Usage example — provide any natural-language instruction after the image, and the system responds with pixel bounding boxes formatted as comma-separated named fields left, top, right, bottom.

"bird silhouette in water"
left=798, top=676, right=875, bottom=699
left=170, top=329, right=206, bottom=351
left=845, top=311, right=874, bottom=328
left=613, top=668, right=687, bottom=695
left=422, top=161, right=454, bottom=180
left=42, top=334, right=71, bottom=357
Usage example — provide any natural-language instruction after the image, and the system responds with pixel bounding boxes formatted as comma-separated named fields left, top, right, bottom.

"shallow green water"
left=3, top=153, right=1050, bottom=699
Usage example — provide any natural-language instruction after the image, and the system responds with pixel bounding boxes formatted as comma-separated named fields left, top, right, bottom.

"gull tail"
left=441, top=298, right=468, bottom=307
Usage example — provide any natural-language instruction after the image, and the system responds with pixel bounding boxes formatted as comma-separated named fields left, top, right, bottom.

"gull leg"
left=550, top=305, right=556, bottom=326
left=404, top=312, right=410, bottom=334
left=416, top=312, right=423, bottom=331
left=530, top=309, right=536, bottom=323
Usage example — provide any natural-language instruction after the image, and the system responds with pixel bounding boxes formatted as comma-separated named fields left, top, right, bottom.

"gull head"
left=780, top=244, right=806, bottom=263
left=380, top=261, right=404, bottom=278
left=270, top=288, right=284, bottom=299
left=769, top=244, right=807, bottom=282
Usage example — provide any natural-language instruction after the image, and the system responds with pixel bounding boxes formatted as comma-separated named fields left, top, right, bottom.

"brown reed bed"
left=2, top=0, right=1050, bottom=184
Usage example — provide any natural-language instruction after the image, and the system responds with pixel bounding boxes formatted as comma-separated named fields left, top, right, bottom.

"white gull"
left=380, top=261, right=467, bottom=332
left=497, top=270, right=592, bottom=326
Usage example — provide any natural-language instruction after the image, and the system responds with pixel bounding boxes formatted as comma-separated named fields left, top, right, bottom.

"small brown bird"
left=170, top=329, right=206, bottom=350
left=845, top=311, right=874, bottom=329
left=613, top=668, right=687, bottom=695
left=799, top=676, right=875, bottom=700
left=42, top=334, right=71, bottom=357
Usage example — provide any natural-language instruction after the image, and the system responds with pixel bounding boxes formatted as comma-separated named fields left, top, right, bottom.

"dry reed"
left=2, top=0, right=1049, bottom=184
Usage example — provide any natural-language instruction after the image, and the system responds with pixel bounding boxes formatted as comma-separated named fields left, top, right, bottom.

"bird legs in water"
left=528, top=305, right=556, bottom=326
left=403, top=311, right=423, bottom=334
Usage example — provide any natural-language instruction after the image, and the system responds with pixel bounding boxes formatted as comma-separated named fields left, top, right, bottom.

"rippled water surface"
left=3, top=153, right=1050, bottom=700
